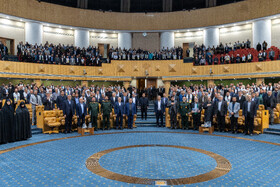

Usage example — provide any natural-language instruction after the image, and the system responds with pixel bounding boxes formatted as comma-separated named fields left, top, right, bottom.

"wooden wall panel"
left=1, top=60, right=280, bottom=82
left=0, top=0, right=280, bottom=31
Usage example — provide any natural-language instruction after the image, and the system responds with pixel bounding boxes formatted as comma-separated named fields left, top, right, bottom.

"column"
left=25, top=22, right=43, bottom=45
left=75, top=29, right=89, bottom=48
left=256, top=78, right=264, bottom=85
left=204, top=28, right=219, bottom=48
left=33, top=79, right=42, bottom=87
left=81, top=81, right=88, bottom=87
left=163, top=81, right=171, bottom=96
left=123, top=81, right=130, bottom=89
left=253, top=19, right=271, bottom=49
left=160, top=32, right=174, bottom=50
left=118, top=33, right=132, bottom=50
left=207, top=80, right=214, bottom=87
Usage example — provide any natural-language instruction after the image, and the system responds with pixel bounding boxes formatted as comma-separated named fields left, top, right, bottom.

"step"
left=263, top=130, right=280, bottom=136
left=265, top=128, right=280, bottom=133
left=31, top=125, right=43, bottom=134
left=136, top=124, right=158, bottom=127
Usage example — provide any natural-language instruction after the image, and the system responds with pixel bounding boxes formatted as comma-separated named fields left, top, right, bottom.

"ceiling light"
left=6, top=16, right=9, bottom=19
left=59, top=26, right=61, bottom=28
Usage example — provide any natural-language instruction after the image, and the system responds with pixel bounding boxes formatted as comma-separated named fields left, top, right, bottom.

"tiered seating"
left=206, top=46, right=280, bottom=65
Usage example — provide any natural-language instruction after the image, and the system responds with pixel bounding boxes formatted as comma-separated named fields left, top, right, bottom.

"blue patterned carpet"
left=0, top=127, right=280, bottom=186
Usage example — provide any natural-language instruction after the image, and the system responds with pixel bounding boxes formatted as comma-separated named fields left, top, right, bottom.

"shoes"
left=250, top=133, right=253, bottom=136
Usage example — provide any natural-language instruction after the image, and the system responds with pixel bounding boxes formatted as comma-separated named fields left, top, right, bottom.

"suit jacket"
left=121, top=96, right=129, bottom=105
left=110, top=96, right=118, bottom=107
left=264, top=95, right=276, bottom=109
left=228, top=102, right=240, bottom=118
left=215, top=100, right=228, bottom=116
left=251, top=97, right=260, bottom=109
left=203, top=101, right=215, bottom=122
left=114, top=102, right=125, bottom=115
left=199, top=95, right=208, bottom=105
left=62, top=99, right=75, bottom=116
left=30, top=94, right=42, bottom=108
left=43, top=97, right=55, bottom=110
left=139, top=97, right=149, bottom=108
left=125, top=103, right=136, bottom=116
left=236, top=95, right=246, bottom=109
left=191, top=102, right=202, bottom=115
left=242, top=101, right=257, bottom=118
left=56, top=95, right=67, bottom=109
left=76, top=103, right=87, bottom=117
left=167, top=100, right=179, bottom=115
left=154, top=100, right=165, bottom=113
left=161, top=97, right=168, bottom=108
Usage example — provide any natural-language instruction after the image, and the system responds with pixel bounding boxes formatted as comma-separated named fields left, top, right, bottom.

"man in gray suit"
left=228, top=97, right=240, bottom=134
left=30, top=90, right=43, bottom=125
left=269, top=49, right=275, bottom=61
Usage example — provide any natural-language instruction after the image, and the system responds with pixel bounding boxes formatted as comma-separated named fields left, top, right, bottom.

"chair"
left=43, top=111, right=61, bottom=134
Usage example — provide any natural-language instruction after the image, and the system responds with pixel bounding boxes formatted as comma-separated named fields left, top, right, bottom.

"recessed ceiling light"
left=221, top=26, right=224, bottom=28
left=47, top=24, right=49, bottom=26
left=59, top=26, right=61, bottom=28
left=187, top=30, right=190, bottom=31
left=6, top=16, right=9, bottom=19
left=103, top=30, right=105, bottom=32
left=20, top=19, right=23, bottom=21
left=274, top=16, right=277, bottom=19
left=70, top=28, right=73, bottom=29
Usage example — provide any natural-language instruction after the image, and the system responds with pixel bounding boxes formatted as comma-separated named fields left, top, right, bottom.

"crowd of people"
left=193, top=40, right=279, bottom=65
left=0, top=80, right=279, bottom=142
left=14, top=42, right=185, bottom=65
left=109, top=47, right=183, bottom=60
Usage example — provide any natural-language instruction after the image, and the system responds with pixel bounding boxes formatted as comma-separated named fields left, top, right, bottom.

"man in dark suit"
left=122, top=92, right=129, bottom=105
left=168, top=96, right=179, bottom=129
left=110, top=92, right=118, bottom=108
left=56, top=90, right=67, bottom=110
left=139, top=93, right=149, bottom=120
left=154, top=95, right=165, bottom=127
left=243, top=95, right=257, bottom=136
left=215, top=95, right=228, bottom=132
left=43, top=92, right=55, bottom=110
left=76, top=97, right=87, bottom=128
left=264, top=91, right=276, bottom=125
left=161, top=93, right=169, bottom=109
left=114, top=97, right=125, bottom=129
left=62, top=95, right=75, bottom=133
left=131, top=94, right=138, bottom=112
left=125, top=98, right=136, bottom=129
left=236, top=91, right=246, bottom=108
left=191, top=97, right=202, bottom=130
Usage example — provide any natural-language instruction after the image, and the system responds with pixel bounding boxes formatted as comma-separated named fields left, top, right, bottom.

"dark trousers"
left=103, top=114, right=110, bottom=129
left=65, top=114, right=73, bottom=132
left=78, top=113, right=85, bottom=127
left=217, top=112, right=225, bottom=131
left=230, top=116, right=238, bottom=132
left=127, top=114, right=133, bottom=128
left=193, top=114, right=201, bottom=130
left=245, top=114, right=254, bottom=134
left=116, top=113, right=123, bottom=128
left=181, top=115, right=189, bottom=129
left=141, top=107, right=147, bottom=120
left=170, top=113, right=177, bottom=128
left=156, top=110, right=164, bottom=127
left=91, top=115, right=98, bottom=129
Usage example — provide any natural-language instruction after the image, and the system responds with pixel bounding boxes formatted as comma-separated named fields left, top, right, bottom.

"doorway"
left=183, top=42, right=195, bottom=58
left=98, top=43, right=110, bottom=58
left=137, top=78, right=146, bottom=91
left=0, top=37, right=14, bottom=55
left=147, top=78, right=157, bottom=88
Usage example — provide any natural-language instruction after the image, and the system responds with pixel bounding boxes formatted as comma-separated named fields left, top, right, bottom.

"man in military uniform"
left=88, top=97, right=100, bottom=131
left=179, top=97, right=191, bottom=130
left=101, top=96, right=112, bottom=130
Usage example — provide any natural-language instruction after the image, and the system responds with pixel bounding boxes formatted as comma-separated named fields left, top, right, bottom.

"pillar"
left=81, top=81, right=88, bottom=87
left=33, top=79, right=42, bottom=87
left=121, top=0, right=130, bottom=12
left=207, top=80, right=215, bottom=87
left=163, top=81, right=171, bottom=96
left=204, top=28, right=219, bottom=48
left=253, top=19, right=271, bottom=49
left=118, top=33, right=132, bottom=50
left=75, top=29, right=89, bottom=48
left=256, top=78, right=264, bottom=86
left=160, top=32, right=174, bottom=50
left=123, top=81, right=130, bottom=89
left=25, top=22, right=43, bottom=45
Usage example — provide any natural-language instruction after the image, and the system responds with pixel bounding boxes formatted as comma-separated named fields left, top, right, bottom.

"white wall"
left=174, top=31, right=204, bottom=47
left=272, top=19, right=280, bottom=48
left=118, top=32, right=131, bottom=49
left=253, top=19, right=271, bottom=48
left=43, top=26, right=74, bottom=45
left=90, top=32, right=118, bottom=48
left=0, top=18, right=25, bottom=55
left=220, top=24, right=252, bottom=45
